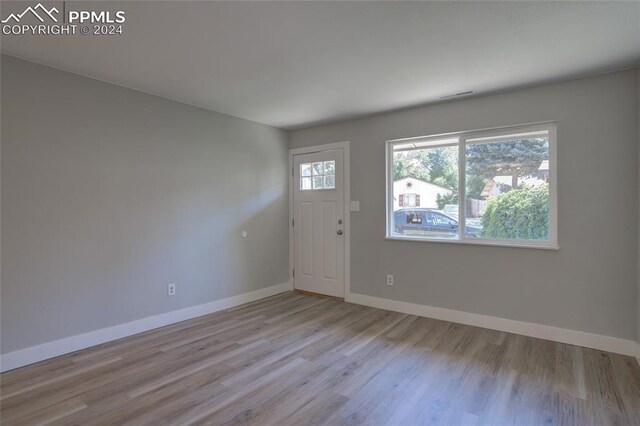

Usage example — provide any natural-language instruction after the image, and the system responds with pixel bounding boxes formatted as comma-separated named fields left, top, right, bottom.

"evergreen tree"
left=466, top=138, right=547, bottom=188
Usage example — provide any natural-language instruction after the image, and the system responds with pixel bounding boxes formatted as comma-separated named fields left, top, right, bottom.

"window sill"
left=384, top=235, right=560, bottom=251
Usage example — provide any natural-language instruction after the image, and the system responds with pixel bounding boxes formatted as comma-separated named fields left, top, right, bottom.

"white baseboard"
left=0, top=282, right=291, bottom=373
left=346, top=292, right=640, bottom=358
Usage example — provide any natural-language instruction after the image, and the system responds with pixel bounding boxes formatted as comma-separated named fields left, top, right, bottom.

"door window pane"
left=301, top=164, right=312, bottom=177
left=324, top=175, right=335, bottom=188
left=300, top=177, right=312, bottom=190
left=324, top=161, right=335, bottom=175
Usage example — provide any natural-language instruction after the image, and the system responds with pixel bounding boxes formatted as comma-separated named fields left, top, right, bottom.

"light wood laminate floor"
left=1, top=292, right=639, bottom=425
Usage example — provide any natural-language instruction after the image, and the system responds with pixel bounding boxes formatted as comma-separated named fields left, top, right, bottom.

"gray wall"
left=291, top=69, right=639, bottom=341
left=1, top=55, right=289, bottom=354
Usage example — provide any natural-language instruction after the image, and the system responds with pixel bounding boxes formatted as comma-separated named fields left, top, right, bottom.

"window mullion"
left=458, top=139, right=466, bottom=241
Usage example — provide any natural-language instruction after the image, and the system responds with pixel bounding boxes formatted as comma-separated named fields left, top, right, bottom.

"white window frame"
left=385, top=121, right=558, bottom=250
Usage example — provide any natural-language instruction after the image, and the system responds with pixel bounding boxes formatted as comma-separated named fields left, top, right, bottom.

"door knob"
left=337, top=230, right=343, bottom=235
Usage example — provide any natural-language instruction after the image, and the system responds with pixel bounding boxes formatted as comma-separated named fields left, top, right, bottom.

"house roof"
left=393, top=176, right=454, bottom=192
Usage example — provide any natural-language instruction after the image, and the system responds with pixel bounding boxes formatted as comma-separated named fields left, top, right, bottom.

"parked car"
left=393, top=208, right=482, bottom=238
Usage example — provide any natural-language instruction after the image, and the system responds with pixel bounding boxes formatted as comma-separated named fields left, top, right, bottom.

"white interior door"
left=293, top=149, right=345, bottom=298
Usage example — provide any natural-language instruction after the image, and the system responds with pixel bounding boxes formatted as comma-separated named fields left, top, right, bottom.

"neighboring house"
left=538, top=160, right=549, bottom=182
left=481, top=175, right=547, bottom=198
left=393, top=177, right=453, bottom=211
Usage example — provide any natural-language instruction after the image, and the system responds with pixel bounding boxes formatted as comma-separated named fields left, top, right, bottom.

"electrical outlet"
left=168, top=283, right=176, bottom=296
left=387, top=275, right=394, bottom=286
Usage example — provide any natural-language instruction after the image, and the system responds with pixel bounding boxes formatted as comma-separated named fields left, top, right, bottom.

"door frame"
left=288, top=141, right=350, bottom=299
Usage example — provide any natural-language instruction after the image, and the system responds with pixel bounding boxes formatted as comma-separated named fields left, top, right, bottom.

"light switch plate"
left=350, top=201, right=360, bottom=212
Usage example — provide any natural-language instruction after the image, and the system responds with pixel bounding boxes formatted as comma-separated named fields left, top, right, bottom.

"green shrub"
left=436, top=193, right=458, bottom=210
left=481, top=185, right=549, bottom=239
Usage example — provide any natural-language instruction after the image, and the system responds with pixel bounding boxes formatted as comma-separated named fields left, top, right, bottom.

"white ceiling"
left=2, top=1, right=639, bottom=129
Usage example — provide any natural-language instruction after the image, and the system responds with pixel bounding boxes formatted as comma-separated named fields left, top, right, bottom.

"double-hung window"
left=386, top=122, right=557, bottom=249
